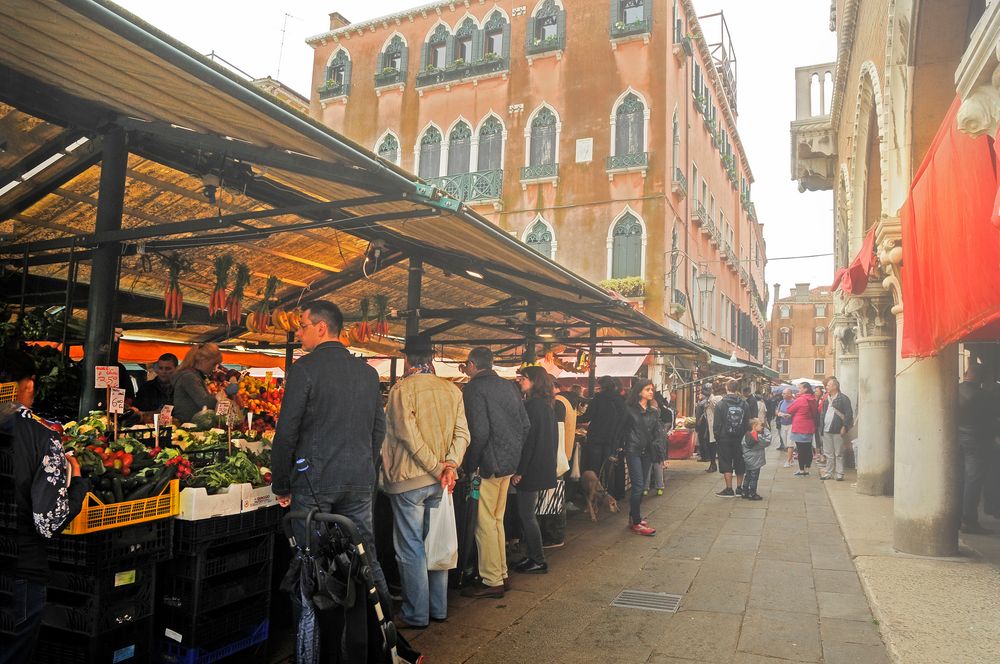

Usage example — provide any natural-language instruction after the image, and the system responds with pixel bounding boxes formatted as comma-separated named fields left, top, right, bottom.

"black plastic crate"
left=173, top=507, right=281, bottom=555
left=156, top=590, right=269, bottom=649
left=42, top=567, right=155, bottom=635
left=183, top=447, right=229, bottom=468
left=33, top=616, right=154, bottom=664
left=169, top=532, right=273, bottom=580
left=0, top=493, right=16, bottom=530
left=127, top=425, right=173, bottom=447
left=48, top=560, right=156, bottom=596
left=159, top=559, right=271, bottom=614
left=0, top=446, right=12, bottom=479
left=158, top=619, right=268, bottom=664
left=47, top=518, right=174, bottom=569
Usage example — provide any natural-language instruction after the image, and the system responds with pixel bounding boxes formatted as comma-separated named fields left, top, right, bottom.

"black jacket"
left=580, top=391, right=626, bottom=458
left=271, top=342, right=385, bottom=496
left=712, top=394, right=750, bottom=442
left=134, top=378, right=173, bottom=413
left=958, top=381, right=993, bottom=449
left=619, top=403, right=664, bottom=459
left=462, top=370, right=530, bottom=478
left=2, top=404, right=89, bottom=582
left=820, top=393, right=854, bottom=434
left=516, top=398, right=559, bottom=492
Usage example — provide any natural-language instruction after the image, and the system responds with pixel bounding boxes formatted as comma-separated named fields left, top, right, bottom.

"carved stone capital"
left=876, top=217, right=904, bottom=314
left=958, top=77, right=1000, bottom=139
left=846, top=290, right=895, bottom=341
left=830, top=314, right=859, bottom=356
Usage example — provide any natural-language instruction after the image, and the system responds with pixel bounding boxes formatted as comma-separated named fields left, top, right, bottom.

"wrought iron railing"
left=709, top=226, right=721, bottom=246
left=426, top=169, right=503, bottom=202
left=317, top=80, right=348, bottom=100
left=611, top=18, right=651, bottom=39
left=520, top=163, right=559, bottom=181
left=672, top=167, right=688, bottom=196
left=692, top=202, right=708, bottom=226
left=415, top=57, right=508, bottom=88
left=527, top=34, right=564, bottom=55
left=374, top=69, right=404, bottom=87
left=606, top=152, right=648, bottom=171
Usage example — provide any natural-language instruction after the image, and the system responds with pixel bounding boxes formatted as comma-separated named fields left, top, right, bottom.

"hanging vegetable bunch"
left=352, top=298, right=372, bottom=343
left=226, top=263, right=251, bottom=327
left=162, top=253, right=190, bottom=321
left=246, top=275, right=280, bottom=333
left=208, top=254, right=234, bottom=317
left=373, top=294, right=390, bottom=339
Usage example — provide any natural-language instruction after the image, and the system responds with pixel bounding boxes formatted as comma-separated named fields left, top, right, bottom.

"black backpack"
left=722, top=400, right=745, bottom=438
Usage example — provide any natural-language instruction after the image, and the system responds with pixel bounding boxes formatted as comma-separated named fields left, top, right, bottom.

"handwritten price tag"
left=159, top=405, right=173, bottom=422
left=109, top=388, right=126, bottom=414
left=95, top=366, right=119, bottom=389
left=216, top=400, right=231, bottom=417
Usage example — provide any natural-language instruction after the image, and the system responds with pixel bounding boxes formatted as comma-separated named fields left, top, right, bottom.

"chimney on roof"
left=772, top=283, right=781, bottom=305
left=794, top=283, right=811, bottom=302
left=329, top=12, right=350, bottom=30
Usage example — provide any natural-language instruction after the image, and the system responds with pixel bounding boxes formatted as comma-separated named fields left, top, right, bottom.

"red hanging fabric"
left=831, top=226, right=878, bottom=295
left=900, top=97, right=1000, bottom=357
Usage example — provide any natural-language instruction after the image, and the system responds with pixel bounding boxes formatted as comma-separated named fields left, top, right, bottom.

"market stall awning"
left=899, top=97, right=1000, bottom=357
left=538, top=341, right=651, bottom=379
left=0, top=0, right=705, bottom=362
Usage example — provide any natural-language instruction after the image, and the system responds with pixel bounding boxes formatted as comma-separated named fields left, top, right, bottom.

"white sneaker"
left=783, top=461, right=792, bottom=468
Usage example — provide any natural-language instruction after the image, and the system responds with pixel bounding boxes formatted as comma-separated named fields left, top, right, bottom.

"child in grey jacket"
left=740, top=419, right=771, bottom=501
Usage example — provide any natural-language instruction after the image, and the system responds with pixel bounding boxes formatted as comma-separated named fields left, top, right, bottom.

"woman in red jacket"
left=785, top=383, right=819, bottom=476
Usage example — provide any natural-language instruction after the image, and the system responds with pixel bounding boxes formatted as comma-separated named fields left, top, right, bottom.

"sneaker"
left=794, top=470, right=807, bottom=476
left=543, top=541, right=565, bottom=549
left=706, top=462, right=717, bottom=473
left=716, top=488, right=736, bottom=497
left=631, top=523, right=657, bottom=536
left=835, top=476, right=845, bottom=481
left=656, top=488, right=664, bottom=496
left=747, top=493, right=763, bottom=501
left=783, top=461, right=792, bottom=468
left=515, top=560, right=549, bottom=574
left=819, top=475, right=832, bottom=481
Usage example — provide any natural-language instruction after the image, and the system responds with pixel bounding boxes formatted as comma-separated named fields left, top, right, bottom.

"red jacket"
left=786, top=394, right=818, bottom=435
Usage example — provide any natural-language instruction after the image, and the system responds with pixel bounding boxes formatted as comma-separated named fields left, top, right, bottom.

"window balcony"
left=739, top=267, right=749, bottom=285
left=426, top=169, right=503, bottom=203
left=672, top=35, right=692, bottom=61
left=610, top=18, right=651, bottom=41
left=374, top=68, right=404, bottom=87
left=605, top=151, right=648, bottom=178
left=671, top=167, right=688, bottom=198
left=415, top=56, right=509, bottom=89
left=692, top=202, right=709, bottom=227
left=791, top=62, right=837, bottom=192
left=520, top=162, right=559, bottom=187
left=527, top=34, right=564, bottom=56
left=740, top=191, right=751, bottom=211
left=317, top=80, right=348, bottom=101
left=709, top=226, right=721, bottom=247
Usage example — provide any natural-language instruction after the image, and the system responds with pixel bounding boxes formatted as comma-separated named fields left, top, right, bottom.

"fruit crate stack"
left=156, top=506, right=282, bottom=663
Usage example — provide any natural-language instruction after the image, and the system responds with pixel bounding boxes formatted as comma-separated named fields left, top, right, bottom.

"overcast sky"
left=115, top=0, right=836, bottom=302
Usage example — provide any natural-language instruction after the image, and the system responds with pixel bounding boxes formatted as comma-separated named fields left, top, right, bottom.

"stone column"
left=831, top=313, right=860, bottom=407
left=850, top=293, right=896, bottom=496
left=893, top=322, right=961, bottom=556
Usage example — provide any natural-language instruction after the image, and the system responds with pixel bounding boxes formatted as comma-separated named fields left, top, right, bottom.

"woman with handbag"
left=512, top=366, right=559, bottom=574
left=618, top=379, right=664, bottom=536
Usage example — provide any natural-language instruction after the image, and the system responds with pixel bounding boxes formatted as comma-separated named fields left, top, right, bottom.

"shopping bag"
left=569, top=442, right=581, bottom=480
left=556, top=422, right=570, bottom=476
left=534, top=479, right=565, bottom=516
left=425, top=490, right=459, bottom=571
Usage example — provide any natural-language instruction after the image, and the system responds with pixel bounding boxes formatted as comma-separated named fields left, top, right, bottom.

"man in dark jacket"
left=133, top=352, right=177, bottom=413
left=957, top=363, right=993, bottom=533
left=577, top=376, right=625, bottom=473
left=819, top=378, right=854, bottom=481
left=460, top=347, right=529, bottom=599
left=271, top=301, right=389, bottom=600
left=1, top=350, right=89, bottom=662
left=713, top=381, right=750, bottom=497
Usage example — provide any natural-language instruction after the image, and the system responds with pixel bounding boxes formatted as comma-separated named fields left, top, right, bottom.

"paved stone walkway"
left=405, top=454, right=892, bottom=663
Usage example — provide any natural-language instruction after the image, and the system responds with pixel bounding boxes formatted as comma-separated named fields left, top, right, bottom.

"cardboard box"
left=240, top=484, right=277, bottom=512
left=177, top=484, right=245, bottom=521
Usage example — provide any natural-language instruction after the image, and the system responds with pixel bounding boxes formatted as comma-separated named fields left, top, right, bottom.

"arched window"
left=454, top=17, right=480, bottom=64
left=779, top=305, right=790, bottom=319
left=814, top=326, right=827, bottom=346
left=779, top=328, right=792, bottom=346
left=477, top=116, right=504, bottom=172
left=610, top=212, right=643, bottom=278
left=376, top=133, right=399, bottom=165
left=614, top=93, right=645, bottom=157
left=528, top=0, right=565, bottom=53
left=529, top=107, right=557, bottom=167
left=320, top=49, right=351, bottom=98
left=418, top=126, right=442, bottom=179
left=424, top=24, right=450, bottom=70
left=610, top=0, right=651, bottom=38
left=447, top=121, right=472, bottom=175
left=376, top=34, right=408, bottom=85
left=671, top=110, right=680, bottom=174
left=483, top=10, right=510, bottom=58
left=525, top=218, right=555, bottom=259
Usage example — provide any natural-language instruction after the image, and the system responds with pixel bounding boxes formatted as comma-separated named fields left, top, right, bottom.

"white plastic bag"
left=569, top=442, right=581, bottom=480
left=556, top=422, right=570, bottom=476
left=425, top=490, right=458, bottom=571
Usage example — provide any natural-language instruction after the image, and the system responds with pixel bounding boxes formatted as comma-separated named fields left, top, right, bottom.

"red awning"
left=900, top=97, right=1000, bottom=357
left=832, top=226, right=878, bottom=295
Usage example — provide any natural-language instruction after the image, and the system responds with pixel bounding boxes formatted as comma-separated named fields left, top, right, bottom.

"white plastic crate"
left=240, top=484, right=277, bottom=513
left=177, top=484, right=246, bottom=521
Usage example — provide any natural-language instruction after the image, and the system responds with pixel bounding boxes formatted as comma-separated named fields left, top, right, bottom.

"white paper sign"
left=159, top=405, right=173, bottom=423
left=95, top=365, right=119, bottom=389
left=215, top=400, right=231, bottom=417
left=109, top=388, right=126, bottom=414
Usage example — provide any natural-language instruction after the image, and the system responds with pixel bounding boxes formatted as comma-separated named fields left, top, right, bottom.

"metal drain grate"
left=610, top=589, right=682, bottom=613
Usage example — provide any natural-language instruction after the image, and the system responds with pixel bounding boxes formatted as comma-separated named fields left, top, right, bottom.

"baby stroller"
left=282, top=510, right=422, bottom=664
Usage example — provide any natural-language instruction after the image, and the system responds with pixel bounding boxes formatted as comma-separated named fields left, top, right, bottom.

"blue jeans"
left=389, top=484, right=448, bottom=625
left=625, top=452, right=651, bottom=525
left=292, top=490, right=391, bottom=605
left=741, top=468, right=760, bottom=495
left=0, top=577, right=46, bottom=664
left=961, top=445, right=988, bottom=527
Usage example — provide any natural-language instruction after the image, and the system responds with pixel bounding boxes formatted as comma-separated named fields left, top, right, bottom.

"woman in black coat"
left=617, top=379, right=664, bottom=536
left=512, top=365, right=558, bottom=574
left=578, top=376, right=626, bottom=473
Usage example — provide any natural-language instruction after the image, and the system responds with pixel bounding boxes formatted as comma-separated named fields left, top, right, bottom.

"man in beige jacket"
left=382, top=333, right=470, bottom=629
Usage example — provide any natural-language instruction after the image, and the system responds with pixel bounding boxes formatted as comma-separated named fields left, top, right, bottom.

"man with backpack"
left=713, top=381, right=750, bottom=497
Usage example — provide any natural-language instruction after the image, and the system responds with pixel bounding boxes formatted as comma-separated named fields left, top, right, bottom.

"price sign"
left=159, top=405, right=173, bottom=422
left=95, top=366, right=119, bottom=389
left=216, top=400, right=231, bottom=417
left=265, top=371, right=273, bottom=384
left=109, top=388, right=126, bottom=414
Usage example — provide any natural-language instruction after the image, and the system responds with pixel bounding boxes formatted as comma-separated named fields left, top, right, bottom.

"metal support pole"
left=61, top=247, right=77, bottom=360
left=406, top=257, right=423, bottom=339
left=588, top=324, right=598, bottom=397
left=17, top=247, right=28, bottom=336
left=80, top=127, right=127, bottom=417
left=389, top=356, right=398, bottom=386
left=525, top=303, right=537, bottom=363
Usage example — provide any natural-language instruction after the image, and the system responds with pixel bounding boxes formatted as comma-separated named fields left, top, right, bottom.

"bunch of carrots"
left=373, top=294, right=391, bottom=338
left=353, top=297, right=372, bottom=343
left=246, top=275, right=280, bottom=333
left=208, top=254, right=234, bottom=317
left=162, top=253, right=189, bottom=321
left=225, top=263, right=251, bottom=327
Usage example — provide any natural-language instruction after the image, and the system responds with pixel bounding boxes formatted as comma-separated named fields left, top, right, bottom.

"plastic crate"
left=177, top=485, right=244, bottom=521
left=184, top=447, right=229, bottom=468
left=169, top=533, right=273, bottom=580
left=159, top=619, right=268, bottom=664
left=0, top=446, right=12, bottom=479
left=0, top=490, right=16, bottom=530
left=43, top=567, right=155, bottom=635
left=157, top=591, right=270, bottom=649
left=125, top=425, right=173, bottom=447
left=65, top=478, right=179, bottom=534
left=33, top=616, right=154, bottom=664
left=173, top=506, right=281, bottom=555
left=47, top=518, right=174, bottom=569
left=48, top=561, right=156, bottom=596
left=159, top=559, right=272, bottom=614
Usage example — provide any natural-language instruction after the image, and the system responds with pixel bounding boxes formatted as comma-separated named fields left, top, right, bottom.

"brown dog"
left=581, top=470, right=619, bottom=522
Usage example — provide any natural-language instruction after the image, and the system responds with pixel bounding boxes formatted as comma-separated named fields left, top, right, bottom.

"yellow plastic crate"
left=0, top=381, right=16, bottom=404
left=65, top=479, right=180, bottom=534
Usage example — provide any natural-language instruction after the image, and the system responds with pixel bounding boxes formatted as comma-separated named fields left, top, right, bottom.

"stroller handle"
left=284, top=509, right=367, bottom=553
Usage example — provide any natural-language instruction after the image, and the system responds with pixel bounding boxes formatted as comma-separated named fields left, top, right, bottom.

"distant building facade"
left=305, top=0, right=767, bottom=363
left=768, top=283, right=833, bottom=382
